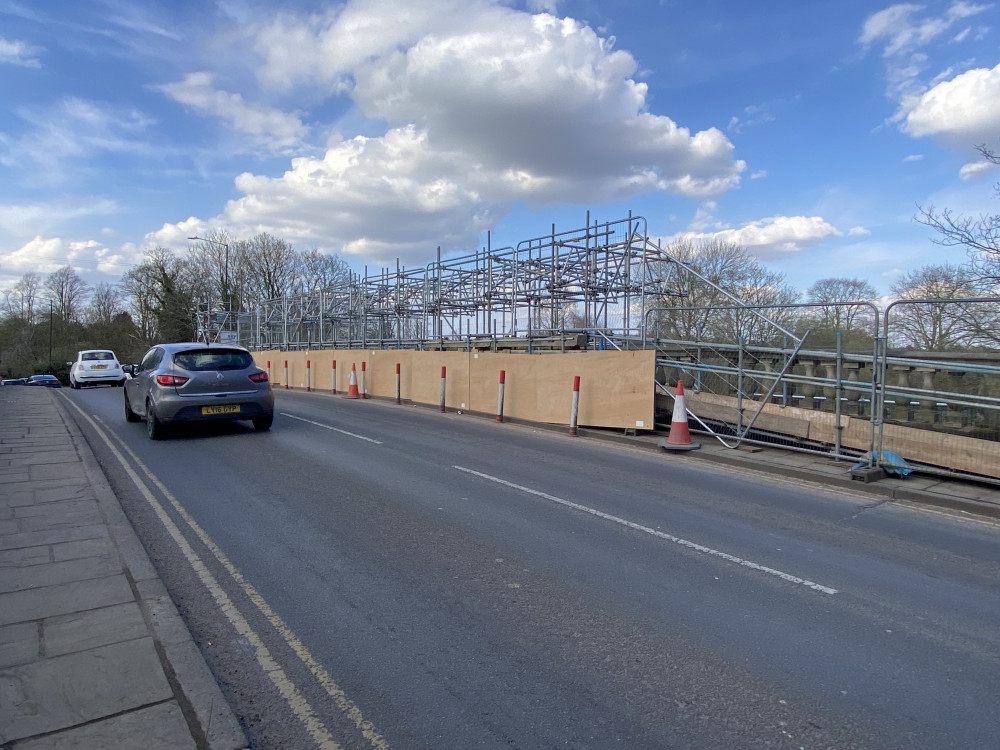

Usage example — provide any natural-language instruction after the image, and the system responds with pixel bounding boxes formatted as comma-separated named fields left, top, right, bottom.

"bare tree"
left=122, top=247, right=196, bottom=344
left=888, top=263, right=998, bottom=350
left=2, top=273, right=44, bottom=322
left=294, top=248, right=351, bottom=294
left=85, top=282, right=125, bottom=326
left=805, top=278, right=879, bottom=327
left=187, top=231, right=235, bottom=310
left=243, top=233, right=298, bottom=302
left=917, top=140, right=1000, bottom=288
left=654, top=240, right=800, bottom=345
left=45, top=266, right=91, bottom=323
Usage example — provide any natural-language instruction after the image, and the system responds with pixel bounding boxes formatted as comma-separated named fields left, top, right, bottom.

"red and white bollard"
left=331, top=359, right=337, bottom=394
left=440, top=366, right=447, bottom=412
left=266, top=360, right=271, bottom=382
left=306, top=359, right=311, bottom=391
left=568, top=375, right=580, bottom=436
left=360, top=361, right=369, bottom=399
left=395, top=363, right=401, bottom=404
left=284, top=360, right=289, bottom=390
left=496, top=370, right=506, bottom=422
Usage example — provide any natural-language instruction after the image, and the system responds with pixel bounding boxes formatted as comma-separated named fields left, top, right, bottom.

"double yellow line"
left=62, top=396, right=391, bottom=750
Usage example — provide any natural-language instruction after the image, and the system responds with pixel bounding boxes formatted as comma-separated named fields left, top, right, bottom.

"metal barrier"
left=648, top=300, right=1000, bottom=484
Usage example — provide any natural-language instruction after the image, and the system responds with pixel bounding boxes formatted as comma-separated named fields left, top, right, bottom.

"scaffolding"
left=235, top=214, right=698, bottom=351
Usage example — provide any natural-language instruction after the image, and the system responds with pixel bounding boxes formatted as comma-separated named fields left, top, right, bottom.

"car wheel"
left=252, top=414, right=274, bottom=431
left=69, top=378, right=78, bottom=389
left=117, top=379, right=126, bottom=387
left=124, top=392, right=140, bottom=423
left=146, top=400, right=166, bottom=440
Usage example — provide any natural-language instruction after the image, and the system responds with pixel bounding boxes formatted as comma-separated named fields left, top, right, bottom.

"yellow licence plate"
left=93, top=364, right=108, bottom=369
left=201, top=404, right=240, bottom=415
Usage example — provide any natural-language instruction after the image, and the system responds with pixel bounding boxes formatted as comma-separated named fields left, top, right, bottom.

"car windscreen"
left=83, top=351, right=114, bottom=361
left=172, top=349, right=254, bottom=372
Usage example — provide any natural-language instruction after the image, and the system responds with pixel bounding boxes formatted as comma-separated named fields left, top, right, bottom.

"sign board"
left=219, top=331, right=238, bottom=344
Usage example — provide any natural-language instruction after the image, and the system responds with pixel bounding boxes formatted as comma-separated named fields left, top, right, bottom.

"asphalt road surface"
left=62, top=385, right=1000, bottom=750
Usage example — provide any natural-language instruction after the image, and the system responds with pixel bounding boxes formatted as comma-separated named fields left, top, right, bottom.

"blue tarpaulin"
left=849, top=451, right=913, bottom=477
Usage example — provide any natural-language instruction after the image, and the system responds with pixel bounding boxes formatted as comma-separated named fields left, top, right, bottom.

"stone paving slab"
left=44, top=602, right=149, bottom=657
left=0, top=574, right=134, bottom=627
left=0, top=638, right=172, bottom=743
left=14, top=701, right=197, bottom=750
left=0, top=553, right=122, bottom=593
left=0, top=387, right=249, bottom=750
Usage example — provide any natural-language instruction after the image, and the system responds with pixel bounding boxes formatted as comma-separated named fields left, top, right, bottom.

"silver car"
left=124, top=343, right=274, bottom=439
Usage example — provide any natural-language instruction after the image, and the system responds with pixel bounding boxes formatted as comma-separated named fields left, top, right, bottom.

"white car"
left=69, top=349, right=126, bottom=388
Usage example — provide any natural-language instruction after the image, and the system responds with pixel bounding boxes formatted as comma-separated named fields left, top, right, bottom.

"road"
left=62, top=385, right=1000, bottom=750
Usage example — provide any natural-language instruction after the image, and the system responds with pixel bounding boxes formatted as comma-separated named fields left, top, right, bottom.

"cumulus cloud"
left=901, top=62, right=1000, bottom=144
left=0, top=36, right=42, bottom=67
left=1, top=235, right=138, bottom=279
left=667, top=216, right=842, bottom=260
left=160, top=72, right=308, bottom=152
left=859, top=1, right=997, bottom=149
left=150, top=0, right=745, bottom=267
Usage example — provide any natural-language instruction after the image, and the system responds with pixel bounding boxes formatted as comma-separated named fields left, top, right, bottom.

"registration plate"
left=92, top=364, right=108, bottom=370
left=201, top=404, right=240, bottom=415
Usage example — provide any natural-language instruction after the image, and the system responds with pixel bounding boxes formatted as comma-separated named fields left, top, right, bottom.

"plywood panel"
left=254, top=349, right=655, bottom=430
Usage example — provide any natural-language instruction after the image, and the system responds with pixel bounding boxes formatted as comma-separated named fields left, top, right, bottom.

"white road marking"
left=281, top=412, right=383, bottom=444
left=453, top=465, right=839, bottom=596
left=62, top=397, right=391, bottom=750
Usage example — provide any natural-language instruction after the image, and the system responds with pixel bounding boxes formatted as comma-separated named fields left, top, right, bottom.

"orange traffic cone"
left=659, top=380, right=700, bottom=451
left=345, top=363, right=360, bottom=399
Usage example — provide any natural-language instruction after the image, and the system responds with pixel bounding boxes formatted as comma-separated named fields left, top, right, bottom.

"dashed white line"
left=281, top=412, right=383, bottom=444
left=453, top=465, right=839, bottom=596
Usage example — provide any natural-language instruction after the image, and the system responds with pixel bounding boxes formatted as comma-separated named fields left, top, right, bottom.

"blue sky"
left=1, top=0, right=998, bottom=297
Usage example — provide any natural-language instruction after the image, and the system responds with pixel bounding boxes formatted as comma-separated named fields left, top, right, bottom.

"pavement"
left=0, top=387, right=247, bottom=750
left=2, top=388, right=998, bottom=750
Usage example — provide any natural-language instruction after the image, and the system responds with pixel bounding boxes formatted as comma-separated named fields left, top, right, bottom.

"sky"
left=1, top=0, right=999, bottom=298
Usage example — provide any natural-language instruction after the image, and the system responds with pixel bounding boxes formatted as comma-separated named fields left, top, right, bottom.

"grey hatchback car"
left=124, top=343, right=274, bottom=439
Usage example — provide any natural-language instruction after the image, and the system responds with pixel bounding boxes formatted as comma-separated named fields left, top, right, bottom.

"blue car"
left=25, top=374, right=63, bottom=388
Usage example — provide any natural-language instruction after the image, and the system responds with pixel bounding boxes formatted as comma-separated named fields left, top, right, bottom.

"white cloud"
left=902, top=62, right=1000, bottom=144
left=903, top=153, right=924, bottom=161
left=959, top=159, right=998, bottom=179
left=859, top=2, right=993, bottom=111
left=1, top=235, right=139, bottom=280
left=859, top=2, right=991, bottom=57
left=2, top=98, right=156, bottom=183
left=150, top=0, right=745, bottom=267
left=160, top=73, right=308, bottom=152
left=5, top=236, right=64, bottom=273
left=0, top=36, right=42, bottom=67
left=848, top=226, right=871, bottom=237
left=667, top=216, right=842, bottom=260
left=0, top=197, right=118, bottom=240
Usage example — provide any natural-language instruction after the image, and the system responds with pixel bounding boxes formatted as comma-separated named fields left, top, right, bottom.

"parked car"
left=24, top=374, right=63, bottom=388
left=69, top=350, right=126, bottom=388
left=124, top=342, right=274, bottom=439
left=1, top=378, right=26, bottom=385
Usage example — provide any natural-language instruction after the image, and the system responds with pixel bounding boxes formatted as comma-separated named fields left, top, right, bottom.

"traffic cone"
left=345, top=363, right=360, bottom=399
left=659, top=380, right=700, bottom=451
